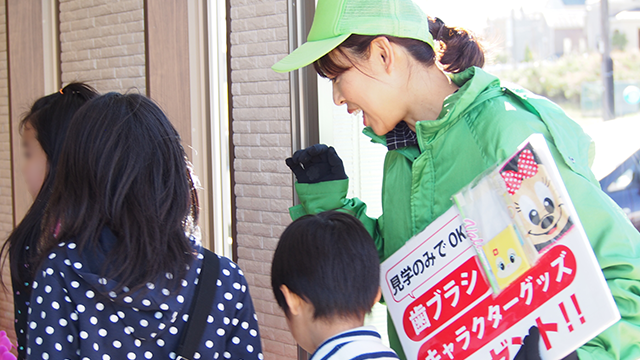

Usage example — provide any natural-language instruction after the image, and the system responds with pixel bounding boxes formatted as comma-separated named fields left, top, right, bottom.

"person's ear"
left=372, top=287, right=382, bottom=307
left=281, top=285, right=304, bottom=316
left=370, top=37, right=395, bottom=75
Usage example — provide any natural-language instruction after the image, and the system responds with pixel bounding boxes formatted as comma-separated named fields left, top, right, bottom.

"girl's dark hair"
left=1, top=83, right=98, bottom=290
left=271, top=211, right=380, bottom=320
left=314, top=17, right=484, bottom=78
left=38, top=92, right=199, bottom=295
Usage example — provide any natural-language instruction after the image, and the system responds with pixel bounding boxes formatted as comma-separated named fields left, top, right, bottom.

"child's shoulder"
left=32, top=241, right=84, bottom=295
left=39, top=241, right=77, bottom=269
left=216, top=253, right=243, bottom=275
left=313, top=326, right=399, bottom=360
left=196, top=247, right=249, bottom=286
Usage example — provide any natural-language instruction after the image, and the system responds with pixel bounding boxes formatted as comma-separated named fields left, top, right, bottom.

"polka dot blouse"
left=26, top=228, right=263, bottom=360
left=12, top=243, right=35, bottom=359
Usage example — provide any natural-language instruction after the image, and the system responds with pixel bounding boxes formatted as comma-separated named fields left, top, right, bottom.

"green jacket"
left=290, top=67, right=640, bottom=360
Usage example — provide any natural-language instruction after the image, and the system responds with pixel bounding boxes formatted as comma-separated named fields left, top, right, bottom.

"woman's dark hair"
left=38, top=92, right=199, bottom=295
left=314, top=17, right=484, bottom=78
left=271, top=211, right=380, bottom=320
left=1, top=83, right=98, bottom=290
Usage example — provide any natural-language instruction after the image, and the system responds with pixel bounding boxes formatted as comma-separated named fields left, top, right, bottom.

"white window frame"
left=187, top=0, right=234, bottom=258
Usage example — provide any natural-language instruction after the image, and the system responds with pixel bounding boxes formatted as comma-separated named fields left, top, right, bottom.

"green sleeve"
left=476, top=95, right=640, bottom=359
left=518, top=96, right=640, bottom=360
left=502, top=136, right=640, bottom=360
left=564, top=169, right=640, bottom=360
left=290, top=179, right=385, bottom=258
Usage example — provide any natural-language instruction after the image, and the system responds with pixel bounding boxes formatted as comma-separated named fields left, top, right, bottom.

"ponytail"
left=428, top=17, right=484, bottom=73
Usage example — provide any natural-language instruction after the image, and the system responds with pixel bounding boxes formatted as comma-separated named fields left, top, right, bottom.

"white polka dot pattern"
left=26, top=239, right=262, bottom=359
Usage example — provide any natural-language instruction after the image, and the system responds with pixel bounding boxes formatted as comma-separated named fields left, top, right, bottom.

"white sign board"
left=381, top=135, right=620, bottom=360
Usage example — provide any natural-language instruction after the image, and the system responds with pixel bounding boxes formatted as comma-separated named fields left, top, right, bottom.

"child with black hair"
left=25, top=92, right=262, bottom=359
left=271, top=211, right=399, bottom=360
left=0, top=83, right=98, bottom=359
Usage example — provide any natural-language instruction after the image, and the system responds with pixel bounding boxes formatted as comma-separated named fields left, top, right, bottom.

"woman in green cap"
left=273, top=0, right=640, bottom=359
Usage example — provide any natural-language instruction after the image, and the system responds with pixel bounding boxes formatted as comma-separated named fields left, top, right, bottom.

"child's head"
left=21, top=83, right=98, bottom=198
left=271, top=211, right=381, bottom=351
left=2, top=83, right=97, bottom=287
left=40, top=92, right=198, bottom=294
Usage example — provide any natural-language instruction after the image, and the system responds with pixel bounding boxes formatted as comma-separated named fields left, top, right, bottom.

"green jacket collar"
left=415, top=67, right=501, bottom=143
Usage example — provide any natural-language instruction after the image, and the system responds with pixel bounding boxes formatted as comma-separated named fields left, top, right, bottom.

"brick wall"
left=59, top=0, right=145, bottom=93
left=0, top=0, right=16, bottom=345
left=229, top=0, right=297, bottom=358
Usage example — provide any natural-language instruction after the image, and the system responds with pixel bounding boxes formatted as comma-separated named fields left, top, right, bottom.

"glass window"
left=205, top=0, right=234, bottom=258
left=318, top=73, right=390, bottom=346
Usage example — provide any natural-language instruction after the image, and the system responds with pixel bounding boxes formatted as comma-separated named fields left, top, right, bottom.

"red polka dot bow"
left=500, top=149, right=538, bottom=195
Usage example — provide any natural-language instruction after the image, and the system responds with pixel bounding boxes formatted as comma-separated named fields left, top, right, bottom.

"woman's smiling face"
left=327, top=43, right=408, bottom=136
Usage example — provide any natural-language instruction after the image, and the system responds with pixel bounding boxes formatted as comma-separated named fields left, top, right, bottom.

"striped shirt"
left=310, top=326, right=399, bottom=360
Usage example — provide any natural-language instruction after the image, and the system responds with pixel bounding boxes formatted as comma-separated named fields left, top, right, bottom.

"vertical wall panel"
left=6, top=0, right=44, bottom=225
left=145, top=0, right=192, bottom=151
left=3, top=0, right=46, bottom=349
left=0, top=0, right=11, bottom=340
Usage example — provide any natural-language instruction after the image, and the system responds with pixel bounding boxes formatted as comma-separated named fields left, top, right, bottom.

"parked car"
left=599, top=148, right=640, bottom=231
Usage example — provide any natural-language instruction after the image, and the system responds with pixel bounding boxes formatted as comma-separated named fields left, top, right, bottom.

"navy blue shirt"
left=26, top=228, right=263, bottom=359
left=12, top=246, right=34, bottom=359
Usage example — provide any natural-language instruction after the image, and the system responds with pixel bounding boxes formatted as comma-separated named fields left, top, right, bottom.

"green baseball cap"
left=272, top=0, right=434, bottom=73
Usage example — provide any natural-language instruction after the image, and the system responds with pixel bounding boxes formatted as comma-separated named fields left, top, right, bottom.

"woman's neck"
left=403, top=65, right=459, bottom=132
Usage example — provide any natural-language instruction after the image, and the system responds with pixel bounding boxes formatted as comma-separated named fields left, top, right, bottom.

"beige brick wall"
left=229, top=0, right=297, bottom=358
left=0, top=0, right=15, bottom=345
left=59, top=0, right=146, bottom=93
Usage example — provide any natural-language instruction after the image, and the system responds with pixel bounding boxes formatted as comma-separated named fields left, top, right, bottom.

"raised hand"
left=285, top=144, right=347, bottom=184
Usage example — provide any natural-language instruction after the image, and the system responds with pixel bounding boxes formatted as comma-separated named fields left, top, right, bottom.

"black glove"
left=514, top=326, right=579, bottom=360
left=514, top=326, right=541, bottom=360
left=285, top=144, right=347, bottom=184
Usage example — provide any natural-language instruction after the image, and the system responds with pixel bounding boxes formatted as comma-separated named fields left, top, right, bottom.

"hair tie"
left=59, top=88, right=64, bottom=95
left=434, top=17, right=447, bottom=41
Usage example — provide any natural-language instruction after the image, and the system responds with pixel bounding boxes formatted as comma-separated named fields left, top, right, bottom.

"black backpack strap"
left=176, top=248, right=220, bottom=360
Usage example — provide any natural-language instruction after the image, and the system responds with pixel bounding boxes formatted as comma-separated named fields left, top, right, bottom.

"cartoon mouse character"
left=500, top=145, right=574, bottom=252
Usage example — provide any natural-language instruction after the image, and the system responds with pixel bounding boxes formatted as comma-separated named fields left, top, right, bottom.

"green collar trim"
left=414, top=67, right=501, bottom=139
